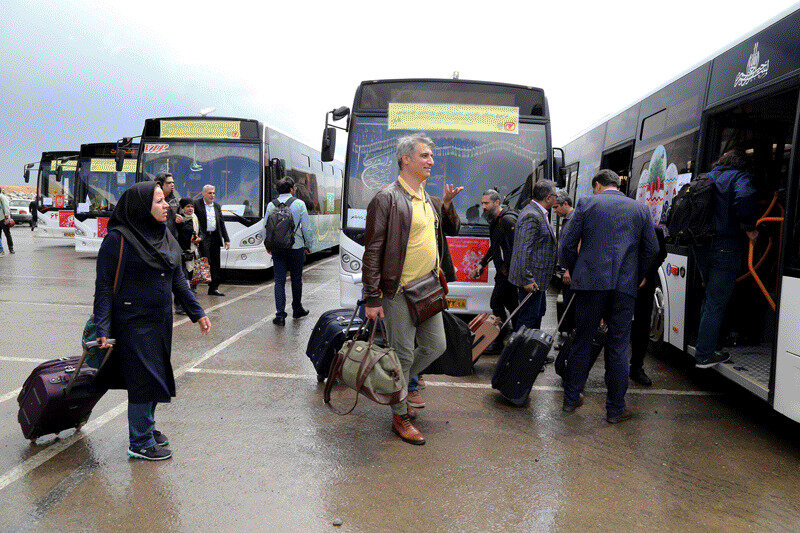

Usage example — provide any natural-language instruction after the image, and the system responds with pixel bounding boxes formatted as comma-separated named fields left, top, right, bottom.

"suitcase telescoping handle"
left=64, top=339, right=116, bottom=397
left=500, top=292, right=576, bottom=336
left=346, top=299, right=367, bottom=331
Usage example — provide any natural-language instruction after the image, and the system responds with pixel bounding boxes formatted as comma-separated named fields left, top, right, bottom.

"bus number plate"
left=64, top=232, right=75, bottom=238
left=447, top=298, right=466, bottom=309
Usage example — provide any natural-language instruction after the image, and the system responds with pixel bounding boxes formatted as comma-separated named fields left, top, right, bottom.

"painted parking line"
left=0, top=258, right=337, bottom=492
left=185, top=368, right=721, bottom=396
left=0, top=357, right=49, bottom=364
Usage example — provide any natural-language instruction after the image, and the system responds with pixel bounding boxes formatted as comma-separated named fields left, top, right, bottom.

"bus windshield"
left=77, top=159, right=136, bottom=214
left=40, top=161, right=76, bottom=208
left=140, top=141, right=262, bottom=217
left=344, top=120, right=548, bottom=232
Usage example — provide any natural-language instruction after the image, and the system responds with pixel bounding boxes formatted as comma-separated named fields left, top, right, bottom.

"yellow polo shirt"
left=398, top=177, right=438, bottom=289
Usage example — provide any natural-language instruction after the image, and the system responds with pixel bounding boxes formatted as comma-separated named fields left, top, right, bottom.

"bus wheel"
left=649, top=284, right=665, bottom=353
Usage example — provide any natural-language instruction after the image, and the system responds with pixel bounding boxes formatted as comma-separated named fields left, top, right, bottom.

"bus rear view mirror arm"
left=23, top=162, right=35, bottom=183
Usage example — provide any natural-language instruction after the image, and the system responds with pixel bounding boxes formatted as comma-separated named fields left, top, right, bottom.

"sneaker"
left=407, top=390, right=426, bottom=408
left=127, top=444, right=172, bottom=461
left=153, top=430, right=169, bottom=447
left=695, top=350, right=730, bottom=369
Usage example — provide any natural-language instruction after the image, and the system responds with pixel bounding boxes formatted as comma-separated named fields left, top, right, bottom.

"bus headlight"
left=241, top=232, right=264, bottom=247
left=341, top=253, right=361, bottom=273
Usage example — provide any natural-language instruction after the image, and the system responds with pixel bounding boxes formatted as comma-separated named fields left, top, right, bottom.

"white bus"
left=131, top=116, right=343, bottom=270
left=24, top=151, right=79, bottom=242
left=561, top=6, right=800, bottom=422
left=322, top=78, right=560, bottom=314
left=73, top=142, right=138, bottom=254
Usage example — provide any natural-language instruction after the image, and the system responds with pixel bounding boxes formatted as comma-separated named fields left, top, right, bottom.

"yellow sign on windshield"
left=51, top=160, right=77, bottom=171
left=388, top=103, right=519, bottom=134
left=160, top=120, right=241, bottom=139
left=90, top=159, right=136, bottom=173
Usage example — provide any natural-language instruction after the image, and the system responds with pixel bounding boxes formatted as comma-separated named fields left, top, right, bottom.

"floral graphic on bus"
left=636, top=145, right=679, bottom=227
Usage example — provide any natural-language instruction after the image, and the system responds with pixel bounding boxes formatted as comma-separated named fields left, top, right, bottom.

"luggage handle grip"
left=85, top=339, right=116, bottom=348
left=65, top=340, right=116, bottom=397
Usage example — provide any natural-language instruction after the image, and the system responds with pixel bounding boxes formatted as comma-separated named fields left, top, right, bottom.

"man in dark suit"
left=560, top=170, right=659, bottom=423
left=194, top=184, right=230, bottom=296
left=508, top=180, right=558, bottom=330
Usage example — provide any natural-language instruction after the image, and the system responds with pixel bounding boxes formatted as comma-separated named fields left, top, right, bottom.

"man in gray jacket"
left=560, top=170, right=659, bottom=423
left=508, top=180, right=558, bottom=330
left=0, top=189, right=13, bottom=254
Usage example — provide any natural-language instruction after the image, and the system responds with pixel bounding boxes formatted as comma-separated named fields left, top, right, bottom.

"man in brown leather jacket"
left=363, top=133, right=462, bottom=445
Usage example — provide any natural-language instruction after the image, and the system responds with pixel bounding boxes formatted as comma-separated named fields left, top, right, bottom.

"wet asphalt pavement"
left=0, top=227, right=799, bottom=531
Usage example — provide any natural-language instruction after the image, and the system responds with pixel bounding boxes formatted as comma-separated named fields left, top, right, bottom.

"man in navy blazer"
left=559, top=170, right=659, bottom=423
left=508, top=180, right=558, bottom=330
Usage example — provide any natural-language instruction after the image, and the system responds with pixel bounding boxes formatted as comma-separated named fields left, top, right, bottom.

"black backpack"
left=667, top=174, right=715, bottom=245
left=264, top=197, right=296, bottom=251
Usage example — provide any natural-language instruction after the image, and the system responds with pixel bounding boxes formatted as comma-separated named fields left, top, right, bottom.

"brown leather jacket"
left=362, top=180, right=461, bottom=307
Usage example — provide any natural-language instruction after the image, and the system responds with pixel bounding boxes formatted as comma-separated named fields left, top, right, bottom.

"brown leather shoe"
left=562, top=393, right=584, bottom=413
left=606, top=407, right=633, bottom=424
left=392, top=414, right=425, bottom=445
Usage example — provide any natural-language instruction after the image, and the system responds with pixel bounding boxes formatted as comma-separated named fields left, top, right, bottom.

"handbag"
left=5, top=218, right=15, bottom=228
left=192, top=257, right=212, bottom=284
left=401, top=268, right=448, bottom=326
left=324, top=318, right=406, bottom=415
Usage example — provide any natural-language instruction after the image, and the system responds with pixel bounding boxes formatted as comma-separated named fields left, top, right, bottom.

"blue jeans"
left=408, top=375, right=419, bottom=392
left=128, top=401, right=157, bottom=449
left=564, top=290, right=635, bottom=417
left=693, top=247, right=741, bottom=356
left=516, top=288, right=546, bottom=330
left=273, top=248, right=305, bottom=318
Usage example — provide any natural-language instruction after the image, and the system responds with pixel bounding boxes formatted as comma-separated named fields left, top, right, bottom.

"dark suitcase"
left=306, top=306, right=364, bottom=382
left=423, top=311, right=475, bottom=376
left=491, top=327, right=553, bottom=406
left=554, top=326, right=607, bottom=379
left=17, top=356, right=103, bottom=442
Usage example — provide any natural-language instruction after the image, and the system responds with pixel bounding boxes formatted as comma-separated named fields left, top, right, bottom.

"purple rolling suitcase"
left=17, top=342, right=112, bottom=443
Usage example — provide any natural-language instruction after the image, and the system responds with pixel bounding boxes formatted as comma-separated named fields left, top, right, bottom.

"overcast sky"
left=2, top=0, right=798, bottom=186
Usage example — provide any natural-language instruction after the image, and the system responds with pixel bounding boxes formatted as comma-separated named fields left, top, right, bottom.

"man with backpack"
left=472, top=189, right=518, bottom=347
left=265, top=177, right=312, bottom=326
left=691, top=150, right=758, bottom=368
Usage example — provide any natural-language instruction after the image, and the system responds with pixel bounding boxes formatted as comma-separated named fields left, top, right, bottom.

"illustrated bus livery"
left=135, top=116, right=343, bottom=270
left=74, top=142, right=139, bottom=254
left=23, top=151, right=80, bottom=241
left=322, top=78, right=559, bottom=313
left=561, top=7, right=800, bottom=422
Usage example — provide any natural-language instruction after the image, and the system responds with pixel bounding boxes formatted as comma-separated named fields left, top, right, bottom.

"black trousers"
left=630, top=280, right=656, bottom=371
left=204, top=233, right=223, bottom=291
left=2, top=222, right=13, bottom=251
left=490, top=273, right=519, bottom=329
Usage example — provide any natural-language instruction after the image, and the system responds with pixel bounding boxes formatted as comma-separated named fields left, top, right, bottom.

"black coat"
left=93, top=230, right=205, bottom=402
left=193, top=200, right=230, bottom=256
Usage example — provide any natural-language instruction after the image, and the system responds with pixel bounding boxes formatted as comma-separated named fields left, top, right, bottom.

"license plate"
left=447, top=298, right=466, bottom=309
left=64, top=232, right=75, bottom=237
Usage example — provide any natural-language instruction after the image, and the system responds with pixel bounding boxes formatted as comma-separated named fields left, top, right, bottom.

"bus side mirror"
left=23, top=163, right=33, bottom=183
left=55, top=165, right=62, bottom=182
left=332, top=106, right=350, bottom=121
left=115, top=137, right=132, bottom=171
left=321, top=127, right=336, bottom=162
left=553, top=147, right=566, bottom=188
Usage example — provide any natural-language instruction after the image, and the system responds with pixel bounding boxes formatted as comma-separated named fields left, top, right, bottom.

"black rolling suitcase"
left=491, top=294, right=575, bottom=406
left=306, top=304, right=364, bottom=382
left=554, top=325, right=607, bottom=379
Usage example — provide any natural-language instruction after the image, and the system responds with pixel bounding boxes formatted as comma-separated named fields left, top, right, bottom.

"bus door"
left=601, top=143, right=634, bottom=196
left=694, top=87, right=798, bottom=402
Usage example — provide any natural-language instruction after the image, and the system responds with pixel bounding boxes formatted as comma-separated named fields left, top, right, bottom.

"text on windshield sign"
left=388, top=103, right=519, bottom=134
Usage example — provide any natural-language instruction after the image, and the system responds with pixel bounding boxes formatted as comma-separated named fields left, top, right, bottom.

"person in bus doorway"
left=693, top=149, right=758, bottom=368
left=363, top=133, right=462, bottom=445
left=193, top=185, right=230, bottom=296
left=30, top=197, right=40, bottom=230
left=266, top=177, right=313, bottom=327
left=0, top=188, right=14, bottom=254
left=560, top=169, right=659, bottom=423
left=93, top=181, right=211, bottom=460
left=470, top=188, right=518, bottom=349
left=508, top=180, right=558, bottom=332
left=629, top=225, right=667, bottom=386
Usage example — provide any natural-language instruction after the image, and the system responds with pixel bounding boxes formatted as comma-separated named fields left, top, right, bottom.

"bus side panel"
left=774, top=276, right=800, bottom=421
left=663, top=252, right=688, bottom=350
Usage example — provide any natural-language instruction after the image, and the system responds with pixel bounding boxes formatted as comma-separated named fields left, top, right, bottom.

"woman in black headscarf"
left=94, top=181, right=210, bottom=461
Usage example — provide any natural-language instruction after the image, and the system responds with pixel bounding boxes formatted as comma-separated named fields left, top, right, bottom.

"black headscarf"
left=108, top=181, right=182, bottom=271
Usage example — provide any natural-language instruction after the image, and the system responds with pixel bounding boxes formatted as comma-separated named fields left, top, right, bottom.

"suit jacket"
left=508, top=200, right=557, bottom=289
left=193, top=200, right=230, bottom=248
left=560, top=189, right=659, bottom=297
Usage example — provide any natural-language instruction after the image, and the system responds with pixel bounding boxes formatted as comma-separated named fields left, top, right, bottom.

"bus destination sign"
left=90, top=158, right=136, bottom=173
left=159, top=120, right=241, bottom=139
left=388, top=103, right=519, bottom=134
